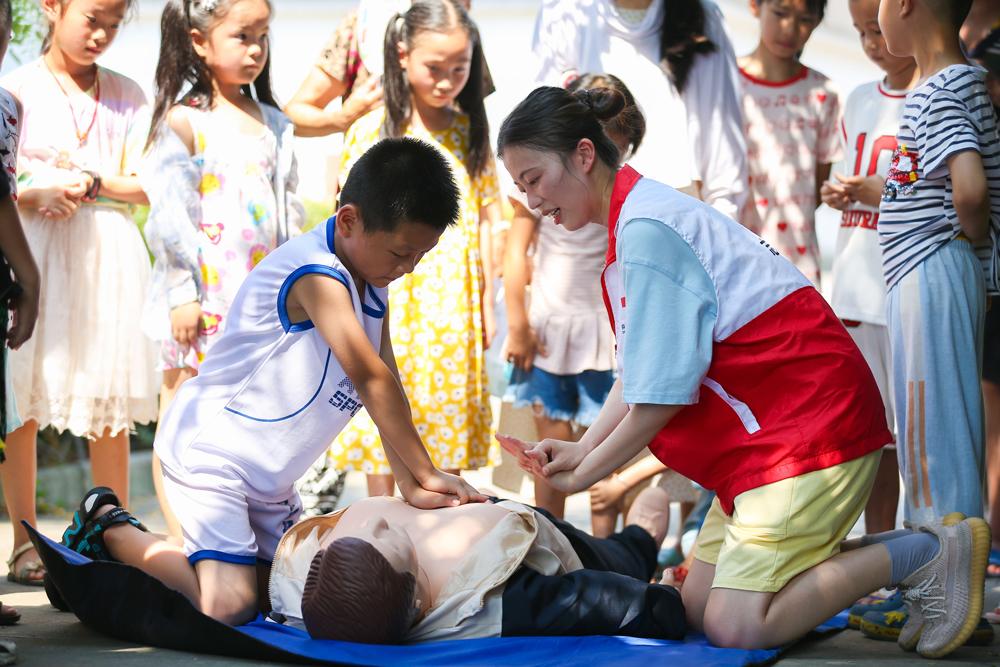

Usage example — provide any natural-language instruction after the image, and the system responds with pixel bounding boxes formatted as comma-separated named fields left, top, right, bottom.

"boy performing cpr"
left=53, top=138, right=485, bottom=625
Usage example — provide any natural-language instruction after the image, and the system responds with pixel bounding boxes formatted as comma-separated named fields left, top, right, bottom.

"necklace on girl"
left=43, top=60, right=101, bottom=152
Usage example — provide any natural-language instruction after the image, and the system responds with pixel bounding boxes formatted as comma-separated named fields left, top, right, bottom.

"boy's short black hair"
left=338, top=137, right=461, bottom=234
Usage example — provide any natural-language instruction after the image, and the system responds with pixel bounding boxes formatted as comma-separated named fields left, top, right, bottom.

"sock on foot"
left=883, top=531, right=939, bottom=586
left=860, top=529, right=912, bottom=547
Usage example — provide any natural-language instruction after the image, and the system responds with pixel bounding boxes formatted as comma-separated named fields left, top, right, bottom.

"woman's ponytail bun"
left=573, top=88, right=626, bottom=122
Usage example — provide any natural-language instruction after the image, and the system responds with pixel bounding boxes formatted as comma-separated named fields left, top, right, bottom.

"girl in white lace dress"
left=0, top=0, right=158, bottom=585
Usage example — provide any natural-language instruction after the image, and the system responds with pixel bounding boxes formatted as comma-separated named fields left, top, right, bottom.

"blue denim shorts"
left=505, top=366, right=614, bottom=427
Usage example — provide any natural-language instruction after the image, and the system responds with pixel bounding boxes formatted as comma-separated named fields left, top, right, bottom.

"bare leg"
left=0, top=420, right=41, bottom=582
left=88, top=427, right=130, bottom=508
left=625, top=487, right=671, bottom=545
left=153, top=367, right=198, bottom=538
left=864, top=449, right=900, bottom=535
left=367, top=474, right=395, bottom=497
left=985, top=380, right=1000, bottom=573
left=678, top=501, right=695, bottom=531
left=532, top=415, right=573, bottom=519
left=100, top=506, right=257, bottom=624
left=684, top=544, right=892, bottom=648
left=590, top=504, right=620, bottom=539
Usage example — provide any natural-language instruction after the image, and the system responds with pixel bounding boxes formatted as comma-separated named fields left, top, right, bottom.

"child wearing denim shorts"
left=503, top=73, right=641, bottom=518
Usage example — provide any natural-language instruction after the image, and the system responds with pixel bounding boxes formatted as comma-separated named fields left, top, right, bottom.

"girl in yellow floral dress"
left=331, top=0, right=498, bottom=495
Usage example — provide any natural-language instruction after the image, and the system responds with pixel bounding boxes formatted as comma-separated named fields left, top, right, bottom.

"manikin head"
left=300, top=504, right=432, bottom=644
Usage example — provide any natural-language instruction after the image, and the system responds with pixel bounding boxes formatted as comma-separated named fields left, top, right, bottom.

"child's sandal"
left=5, top=542, right=44, bottom=586
left=61, top=487, right=148, bottom=561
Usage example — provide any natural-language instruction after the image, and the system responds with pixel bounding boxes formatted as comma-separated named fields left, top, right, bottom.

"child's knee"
left=193, top=559, right=258, bottom=624
left=197, top=591, right=256, bottom=626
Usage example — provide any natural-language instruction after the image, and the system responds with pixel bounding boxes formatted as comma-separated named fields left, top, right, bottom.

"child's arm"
left=502, top=198, right=542, bottom=371
left=949, top=151, right=990, bottom=243
left=590, top=454, right=668, bottom=512
left=830, top=173, right=885, bottom=209
left=815, top=162, right=833, bottom=208
left=16, top=176, right=87, bottom=221
left=0, top=195, right=38, bottom=349
left=479, top=200, right=499, bottom=349
left=820, top=177, right=851, bottom=210
left=289, top=273, right=486, bottom=507
left=83, top=173, right=149, bottom=206
left=375, top=315, right=488, bottom=507
left=153, top=108, right=202, bottom=348
left=285, top=69, right=382, bottom=137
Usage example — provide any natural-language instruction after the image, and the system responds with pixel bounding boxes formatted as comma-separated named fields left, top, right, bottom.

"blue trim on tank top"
left=277, top=265, right=350, bottom=332
left=325, top=216, right=335, bottom=253
left=224, top=349, right=332, bottom=422
left=324, top=215, right=385, bottom=320
left=362, top=285, right=386, bottom=319
left=188, top=550, right=257, bottom=566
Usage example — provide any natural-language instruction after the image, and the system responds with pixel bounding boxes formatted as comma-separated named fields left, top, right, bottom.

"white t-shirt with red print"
left=829, top=80, right=907, bottom=325
left=739, top=65, right=842, bottom=285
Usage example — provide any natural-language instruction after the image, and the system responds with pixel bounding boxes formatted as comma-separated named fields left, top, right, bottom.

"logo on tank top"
left=329, top=377, right=363, bottom=417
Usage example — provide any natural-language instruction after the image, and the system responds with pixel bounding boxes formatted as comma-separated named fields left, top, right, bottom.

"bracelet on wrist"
left=81, top=170, right=101, bottom=201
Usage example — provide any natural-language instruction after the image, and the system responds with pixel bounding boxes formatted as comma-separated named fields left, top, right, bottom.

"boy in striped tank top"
left=877, top=0, right=999, bottom=527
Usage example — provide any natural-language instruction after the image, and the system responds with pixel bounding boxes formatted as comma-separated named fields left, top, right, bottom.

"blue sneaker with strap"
left=60, top=487, right=148, bottom=562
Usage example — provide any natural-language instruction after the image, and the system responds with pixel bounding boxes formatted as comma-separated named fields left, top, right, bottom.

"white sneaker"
left=897, top=512, right=967, bottom=652
left=898, top=516, right=990, bottom=658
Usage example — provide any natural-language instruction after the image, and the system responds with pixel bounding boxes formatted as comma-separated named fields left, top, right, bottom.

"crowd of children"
left=0, top=0, right=994, bottom=659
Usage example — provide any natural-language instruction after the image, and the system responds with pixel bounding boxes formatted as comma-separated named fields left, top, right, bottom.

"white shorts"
left=161, top=465, right=301, bottom=566
left=844, top=320, right=896, bottom=448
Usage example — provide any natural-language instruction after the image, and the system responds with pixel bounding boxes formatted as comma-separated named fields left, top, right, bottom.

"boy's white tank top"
left=154, top=217, right=386, bottom=500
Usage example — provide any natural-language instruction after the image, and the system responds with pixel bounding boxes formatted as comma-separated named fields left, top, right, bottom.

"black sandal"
left=60, top=487, right=148, bottom=561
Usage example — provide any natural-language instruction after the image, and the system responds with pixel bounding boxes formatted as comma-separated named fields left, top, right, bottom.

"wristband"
left=81, top=170, right=101, bottom=202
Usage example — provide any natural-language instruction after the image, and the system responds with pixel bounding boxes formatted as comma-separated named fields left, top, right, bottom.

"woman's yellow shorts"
left=693, top=449, right=881, bottom=593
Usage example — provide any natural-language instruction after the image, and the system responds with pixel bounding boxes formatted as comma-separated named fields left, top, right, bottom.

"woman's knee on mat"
left=702, top=590, right=775, bottom=649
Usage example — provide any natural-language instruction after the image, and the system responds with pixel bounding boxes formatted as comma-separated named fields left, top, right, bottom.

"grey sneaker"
left=897, top=512, right=966, bottom=652
left=898, top=516, right=990, bottom=658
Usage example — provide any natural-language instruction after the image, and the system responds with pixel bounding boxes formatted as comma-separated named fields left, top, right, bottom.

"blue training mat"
left=31, top=525, right=847, bottom=666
